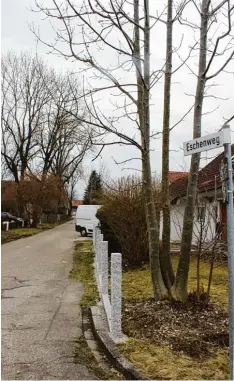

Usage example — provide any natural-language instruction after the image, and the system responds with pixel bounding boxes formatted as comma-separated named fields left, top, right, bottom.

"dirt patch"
left=123, top=297, right=228, bottom=359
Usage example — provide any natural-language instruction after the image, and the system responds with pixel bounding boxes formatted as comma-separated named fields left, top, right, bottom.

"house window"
left=197, top=206, right=205, bottom=222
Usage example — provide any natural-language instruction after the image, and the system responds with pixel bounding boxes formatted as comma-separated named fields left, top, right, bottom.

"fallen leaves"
left=123, top=297, right=228, bottom=359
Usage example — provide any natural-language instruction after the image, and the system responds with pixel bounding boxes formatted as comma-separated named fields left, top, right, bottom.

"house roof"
left=170, top=144, right=234, bottom=200
left=168, top=171, right=188, bottom=184
left=72, top=200, right=83, bottom=207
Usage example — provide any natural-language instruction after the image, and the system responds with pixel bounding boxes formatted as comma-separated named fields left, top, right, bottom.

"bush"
left=96, top=208, right=122, bottom=258
left=96, top=176, right=160, bottom=267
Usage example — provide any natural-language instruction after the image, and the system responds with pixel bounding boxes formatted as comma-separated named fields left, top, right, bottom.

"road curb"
left=89, top=305, right=150, bottom=380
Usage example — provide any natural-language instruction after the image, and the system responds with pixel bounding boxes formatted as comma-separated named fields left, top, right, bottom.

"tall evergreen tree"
left=83, top=170, right=102, bottom=205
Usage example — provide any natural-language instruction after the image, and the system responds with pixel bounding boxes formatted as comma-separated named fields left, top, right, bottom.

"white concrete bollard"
left=95, top=232, right=100, bottom=271
left=101, top=241, right=108, bottom=295
left=95, top=228, right=101, bottom=253
left=3, top=221, right=9, bottom=232
left=93, top=225, right=97, bottom=247
left=98, top=234, right=103, bottom=273
left=95, top=230, right=100, bottom=253
left=110, top=253, right=122, bottom=339
left=95, top=233, right=102, bottom=263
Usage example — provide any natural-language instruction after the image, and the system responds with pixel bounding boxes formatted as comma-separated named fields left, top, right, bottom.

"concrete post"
left=101, top=241, right=108, bottom=295
left=110, top=253, right=122, bottom=339
left=93, top=225, right=98, bottom=248
left=96, top=228, right=101, bottom=252
left=3, top=221, right=9, bottom=232
left=95, top=232, right=100, bottom=266
left=98, top=234, right=103, bottom=273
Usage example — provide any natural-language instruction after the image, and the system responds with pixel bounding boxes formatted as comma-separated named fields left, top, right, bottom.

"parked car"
left=75, top=205, right=101, bottom=236
left=1, top=212, right=23, bottom=225
left=1, top=212, right=13, bottom=222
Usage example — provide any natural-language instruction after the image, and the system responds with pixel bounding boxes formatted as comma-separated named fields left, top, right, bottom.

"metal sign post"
left=223, top=125, right=234, bottom=380
left=184, top=126, right=234, bottom=379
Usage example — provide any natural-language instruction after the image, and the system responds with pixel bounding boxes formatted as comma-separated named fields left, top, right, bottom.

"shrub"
left=96, top=207, right=122, bottom=258
left=96, top=176, right=161, bottom=267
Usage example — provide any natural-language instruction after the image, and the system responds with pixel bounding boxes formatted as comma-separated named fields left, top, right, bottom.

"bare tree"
left=172, top=0, right=234, bottom=301
left=33, top=0, right=170, bottom=299
left=1, top=51, right=90, bottom=186
left=35, top=70, right=90, bottom=182
left=172, top=194, right=226, bottom=300
left=66, top=166, right=83, bottom=216
left=161, top=0, right=175, bottom=290
left=1, top=52, right=50, bottom=182
left=32, top=0, right=233, bottom=301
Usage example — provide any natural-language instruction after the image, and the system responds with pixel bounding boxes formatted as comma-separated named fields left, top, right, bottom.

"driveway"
left=1, top=220, right=96, bottom=380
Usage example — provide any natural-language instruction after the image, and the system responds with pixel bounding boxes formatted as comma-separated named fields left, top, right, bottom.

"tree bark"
left=197, top=215, right=205, bottom=297
left=133, top=0, right=168, bottom=299
left=142, top=152, right=168, bottom=299
left=172, top=0, right=210, bottom=301
left=207, top=259, right=214, bottom=299
left=161, top=0, right=175, bottom=290
left=141, top=0, right=168, bottom=299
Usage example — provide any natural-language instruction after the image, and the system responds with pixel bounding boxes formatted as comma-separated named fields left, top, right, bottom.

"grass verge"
left=70, top=240, right=123, bottom=380
left=1, top=220, right=71, bottom=245
left=119, top=257, right=229, bottom=380
left=69, top=240, right=99, bottom=307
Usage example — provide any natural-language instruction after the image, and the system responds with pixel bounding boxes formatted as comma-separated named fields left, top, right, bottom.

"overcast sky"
left=1, top=0, right=234, bottom=198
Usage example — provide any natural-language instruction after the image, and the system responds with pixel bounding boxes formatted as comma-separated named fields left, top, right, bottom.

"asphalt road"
left=1, top=220, right=96, bottom=380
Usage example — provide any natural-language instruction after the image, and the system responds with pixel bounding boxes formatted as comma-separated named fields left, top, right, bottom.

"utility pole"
left=223, top=125, right=234, bottom=380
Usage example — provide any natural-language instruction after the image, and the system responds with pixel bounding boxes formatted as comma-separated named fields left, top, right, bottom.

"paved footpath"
left=1, top=220, right=97, bottom=380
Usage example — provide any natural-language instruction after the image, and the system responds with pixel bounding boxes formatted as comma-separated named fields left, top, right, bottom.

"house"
left=168, top=144, right=234, bottom=244
left=71, top=200, right=83, bottom=214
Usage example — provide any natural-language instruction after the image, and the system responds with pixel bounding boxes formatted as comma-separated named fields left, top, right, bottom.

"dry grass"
left=119, top=338, right=229, bottom=380
left=122, top=256, right=228, bottom=307
left=120, top=256, right=229, bottom=380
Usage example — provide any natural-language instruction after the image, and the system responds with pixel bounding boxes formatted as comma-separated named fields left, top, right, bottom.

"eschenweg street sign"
left=183, top=131, right=225, bottom=156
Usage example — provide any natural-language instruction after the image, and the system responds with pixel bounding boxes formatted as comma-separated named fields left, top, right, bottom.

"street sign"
left=183, top=131, right=224, bottom=156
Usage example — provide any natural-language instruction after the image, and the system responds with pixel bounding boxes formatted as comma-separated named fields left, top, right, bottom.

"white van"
left=75, top=205, right=101, bottom=236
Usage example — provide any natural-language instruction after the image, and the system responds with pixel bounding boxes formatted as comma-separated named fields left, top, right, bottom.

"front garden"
left=119, top=256, right=229, bottom=380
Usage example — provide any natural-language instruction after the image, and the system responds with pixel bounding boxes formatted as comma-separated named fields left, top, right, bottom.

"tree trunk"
left=20, top=157, right=27, bottom=180
left=172, top=0, right=210, bottom=301
left=142, top=152, right=168, bottom=299
left=141, top=0, right=168, bottom=299
left=207, top=259, right=214, bottom=299
left=197, top=217, right=204, bottom=297
left=133, top=0, right=168, bottom=299
left=16, top=183, right=25, bottom=218
left=161, top=0, right=175, bottom=290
